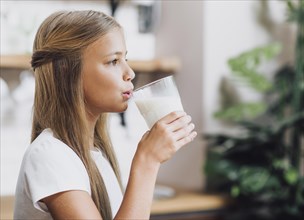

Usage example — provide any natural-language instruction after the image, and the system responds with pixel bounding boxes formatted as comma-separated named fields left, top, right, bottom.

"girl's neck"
left=86, top=113, right=99, bottom=150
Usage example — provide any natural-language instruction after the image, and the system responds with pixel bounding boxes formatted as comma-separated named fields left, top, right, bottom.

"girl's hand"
left=120, top=111, right=196, bottom=219
left=134, top=111, right=197, bottom=167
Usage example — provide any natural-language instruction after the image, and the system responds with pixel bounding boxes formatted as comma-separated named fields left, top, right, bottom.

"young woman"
left=14, top=10, right=197, bottom=220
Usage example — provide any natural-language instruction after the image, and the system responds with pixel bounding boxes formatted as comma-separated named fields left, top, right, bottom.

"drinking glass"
left=133, top=76, right=184, bottom=129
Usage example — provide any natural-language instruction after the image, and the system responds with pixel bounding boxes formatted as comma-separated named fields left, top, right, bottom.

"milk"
left=134, top=96, right=184, bottom=129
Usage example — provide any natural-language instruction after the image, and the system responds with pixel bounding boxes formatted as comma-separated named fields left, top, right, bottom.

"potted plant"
left=204, top=1, right=304, bottom=219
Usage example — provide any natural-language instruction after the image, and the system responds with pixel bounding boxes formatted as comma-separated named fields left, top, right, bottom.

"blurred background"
left=1, top=0, right=303, bottom=219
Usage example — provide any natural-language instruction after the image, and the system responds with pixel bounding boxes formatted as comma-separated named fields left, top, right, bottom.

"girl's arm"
left=42, top=190, right=102, bottom=219
left=115, top=111, right=197, bottom=219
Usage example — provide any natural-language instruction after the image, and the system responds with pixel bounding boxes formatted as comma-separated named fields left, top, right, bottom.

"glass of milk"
left=133, top=76, right=184, bottom=129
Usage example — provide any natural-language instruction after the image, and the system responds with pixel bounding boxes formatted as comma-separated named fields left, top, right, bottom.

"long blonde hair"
left=31, top=10, right=122, bottom=219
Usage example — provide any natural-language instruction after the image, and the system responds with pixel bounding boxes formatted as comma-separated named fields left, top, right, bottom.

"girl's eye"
left=110, top=59, right=119, bottom=65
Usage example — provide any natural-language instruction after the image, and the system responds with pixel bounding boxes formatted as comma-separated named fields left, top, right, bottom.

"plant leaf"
left=214, top=102, right=267, bottom=121
left=227, top=43, right=281, bottom=92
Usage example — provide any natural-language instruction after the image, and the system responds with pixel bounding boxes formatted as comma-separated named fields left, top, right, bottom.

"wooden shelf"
left=151, top=192, right=228, bottom=216
left=0, top=54, right=181, bottom=74
left=0, top=54, right=32, bottom=69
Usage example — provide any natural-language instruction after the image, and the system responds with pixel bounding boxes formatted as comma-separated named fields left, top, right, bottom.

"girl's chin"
left=99, top=102, right=128, bottom=113
left=114, top=104, right=128, bottom=113
left=120, top=105, right=128, bottom=112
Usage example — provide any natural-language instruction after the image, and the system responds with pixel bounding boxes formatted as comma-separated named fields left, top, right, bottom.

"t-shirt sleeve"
left=24, top=138, right=91, bottom=212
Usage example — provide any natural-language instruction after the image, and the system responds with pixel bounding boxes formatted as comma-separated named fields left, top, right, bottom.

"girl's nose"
left=123, top=63, right=135, bottom=81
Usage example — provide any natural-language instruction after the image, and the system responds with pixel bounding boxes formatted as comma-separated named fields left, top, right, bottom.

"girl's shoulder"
left=25, top=128, right=76, bottom=161
left=15, top=128, right=91, bottom=214
left=22, top=128, right=88, bottom=177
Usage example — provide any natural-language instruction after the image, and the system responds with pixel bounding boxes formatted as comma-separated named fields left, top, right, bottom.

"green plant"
left=214, top=43, right=281, bottom=121
left=205, top=112, right=304, bottom=219
left=204, top=1, right=304, bottom=219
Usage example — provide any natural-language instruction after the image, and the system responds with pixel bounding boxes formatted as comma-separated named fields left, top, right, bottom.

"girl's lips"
left=122, top=91, right=133, bottom=99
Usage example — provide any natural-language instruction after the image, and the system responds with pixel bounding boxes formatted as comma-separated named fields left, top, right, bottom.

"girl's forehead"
left=84, top=28, right=126, bottom=57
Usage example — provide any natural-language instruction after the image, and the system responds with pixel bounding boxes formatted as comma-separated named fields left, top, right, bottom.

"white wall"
left=155, top=0, right=205, bottom=191
left=202, top=0, right=295, bottom=134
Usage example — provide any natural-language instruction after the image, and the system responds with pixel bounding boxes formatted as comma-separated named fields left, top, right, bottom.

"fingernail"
left=193, top=132, right=197, bottom=139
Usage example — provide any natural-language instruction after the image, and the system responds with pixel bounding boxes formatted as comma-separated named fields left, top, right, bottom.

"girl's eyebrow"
left=105, top=51, right=128, bottom=57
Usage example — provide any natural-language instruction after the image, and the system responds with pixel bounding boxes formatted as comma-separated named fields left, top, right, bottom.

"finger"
left=174, top=123, right=195, bottom=141
left=169, top=115, right=192, bottom=132
left=159, top=111, right=186, bottom=124
left=175, top=131, right=197, bottom=151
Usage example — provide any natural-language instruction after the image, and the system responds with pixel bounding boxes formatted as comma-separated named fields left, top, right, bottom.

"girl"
left=14, top=10, right=197, bottom=220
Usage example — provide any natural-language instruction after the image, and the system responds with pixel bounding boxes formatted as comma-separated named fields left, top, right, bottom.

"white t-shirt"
left=14, top=128, right=123, bottom=219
